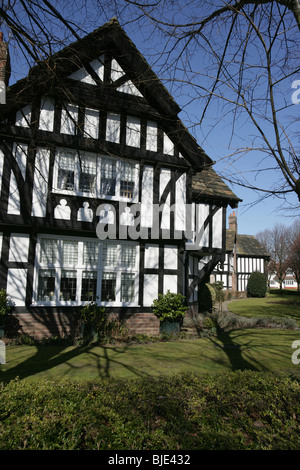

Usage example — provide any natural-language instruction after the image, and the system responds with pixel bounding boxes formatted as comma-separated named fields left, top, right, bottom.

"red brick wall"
left=6, top=311, right=160, bottom=340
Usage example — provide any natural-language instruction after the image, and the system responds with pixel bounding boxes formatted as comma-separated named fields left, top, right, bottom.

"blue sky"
left=4, top=1, right=299, bottom=237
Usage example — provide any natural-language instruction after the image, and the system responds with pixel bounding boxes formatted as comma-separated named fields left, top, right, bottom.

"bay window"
left=34, top=237, right=138, bottom=306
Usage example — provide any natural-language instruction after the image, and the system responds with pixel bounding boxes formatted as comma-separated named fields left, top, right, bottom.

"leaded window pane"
left=101, top=158, right=116, bottom=196
left=121, top=245, right=136, bottom=267
left=120, top=161, right=135, bottom=198
left=83, top=241, right=99, bottom=265
left=37, top=269, right=56, bottom=301
left=101, top=272, right=116, bottom=301
left=102, top=243, right=117, bottom=266
left=60, top=270, right=77, bottom=301
left=57, top=153, right=75, bottom=191
left=40, top=239, right=57, bottom=264
left=81, top=271, right=97, bottom=301
left=79, top=154, right=97, bottom=193
left=62, top=241, right=78, bottom=265
left=121, top=273, right=135, bottom=303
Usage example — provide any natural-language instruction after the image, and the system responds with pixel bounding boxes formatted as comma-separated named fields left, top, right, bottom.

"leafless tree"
left=288, top=232, right=300, bottom=290
left=257, top=221, right=298, bottom=288
left=0, top=0, right=300, bottom=209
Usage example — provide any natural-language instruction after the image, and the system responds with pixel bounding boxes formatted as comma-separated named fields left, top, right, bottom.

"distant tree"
left=257, top=223, right=290, bottom=289
left=0, top=0, right=300, bottom=209
left=287, top=231, right=300, bottom=291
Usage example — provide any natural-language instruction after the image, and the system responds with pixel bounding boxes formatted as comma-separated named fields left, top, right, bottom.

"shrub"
left=152, top=290, right=187, bottom=323
left=1, top=372, right=300, bottom=450
left=247, top=271, right=267, bottom=298
left=80, top=302, right=129, bottom=344
left=198, top=283, right=216, bottom=313
left=0, top=289, right=12, bottom=320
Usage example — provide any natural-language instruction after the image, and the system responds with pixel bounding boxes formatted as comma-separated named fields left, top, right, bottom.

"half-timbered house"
left=212, top=212, right=270, bottom=293
left=0, top=19, right=240, bottom=338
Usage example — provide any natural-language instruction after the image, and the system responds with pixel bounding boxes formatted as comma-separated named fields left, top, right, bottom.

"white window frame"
left=33, top=235, right=139, bottom=307
left=53, top=148, right=139, bottom=202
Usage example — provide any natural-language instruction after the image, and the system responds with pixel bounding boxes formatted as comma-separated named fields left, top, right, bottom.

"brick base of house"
left=5, top=310, right=161, bottom=340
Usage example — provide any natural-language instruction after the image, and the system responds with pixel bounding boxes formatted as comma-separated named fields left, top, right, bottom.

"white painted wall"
left=31, top=148, right=50, bottom=217
left=39, top=96, right=55, bottom=131
left=8, top=234, right=29, bottom=262
left=7, top=268, right=27, bottom=306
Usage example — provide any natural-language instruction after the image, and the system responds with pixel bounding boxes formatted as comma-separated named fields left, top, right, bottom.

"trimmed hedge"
left=198, top=283, right=216, bottom=313
left=247, top=271, right=267, bottom=298
left=0, top=371, right=300, bottom=450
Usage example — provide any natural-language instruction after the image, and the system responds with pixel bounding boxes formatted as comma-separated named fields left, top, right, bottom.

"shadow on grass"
left=0, top=342, right=153, bottom=383
left=207, top=326, right=263, bottom=372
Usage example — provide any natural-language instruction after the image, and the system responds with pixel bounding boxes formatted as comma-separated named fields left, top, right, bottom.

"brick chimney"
left=0, top=32, right=11, bottom=104
left=228, top=211, right=237, bottom=232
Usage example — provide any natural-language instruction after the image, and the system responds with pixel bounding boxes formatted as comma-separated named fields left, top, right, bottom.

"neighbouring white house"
left=269, top=269, right=298, bottom=290
left=212, top=212, right=270, bottom=293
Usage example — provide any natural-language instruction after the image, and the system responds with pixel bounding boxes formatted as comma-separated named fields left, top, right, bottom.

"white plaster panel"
left=7, top=268, right=27, bottom=306
left=159, top=169, right=171, bottom=230
left=106, top=113, right=120, bottom=143
left=143, top=274, right=159, bottom=306
left=144, top=244, right=159, bottom=269
left=213, top=208, right=223, bottom=249
left=39, top=96, right=55, bottom=131
left=163, top=275, right=178, bottom=294
left=164, top=246, right=178, bottom=270
left=9, top=234, right=30, bottom=262
left=146, top=121, right=157, bottom=152
left=84, top=108, right=99, bottom=139
left=175, top=173, right=186, bottom=231
left=163, top=133, right=174, bottom=155
left=60, top=104, right=78, bottom=135
left=141, top=166, right=153, bottom=228
left=15, top=105, right=31, bottom=127
left=68, top=67, right=97, bottom=85
left=31, top=148, right=50, bottom=217
left=197, top=204, right=209, bottom=247
left=126, top=116, right=141, bottom=147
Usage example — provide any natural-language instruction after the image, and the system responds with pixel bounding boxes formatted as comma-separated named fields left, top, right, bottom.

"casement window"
left=101, top=272, right=117, bottom=302
left=53, top=149, right=138, bottom=201
left=101, top=158, right=117, bottom=197
left=37, top=269, right=56, bottom=302
left=34, top=236, right=139, bottom=306
left=121, top=273, right=135, bottom=303
left=81, top=271, right=98, bottom=302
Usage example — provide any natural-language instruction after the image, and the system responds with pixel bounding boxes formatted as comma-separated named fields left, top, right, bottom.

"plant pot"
left=159, top=321, right=181, bottom=335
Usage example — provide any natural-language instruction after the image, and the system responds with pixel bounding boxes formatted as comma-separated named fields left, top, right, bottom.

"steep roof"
left=192, top=167, right=241, bottom=208
left=3, top=18, right=215, bottom=171
left=226, top=230, right=270, bottom=257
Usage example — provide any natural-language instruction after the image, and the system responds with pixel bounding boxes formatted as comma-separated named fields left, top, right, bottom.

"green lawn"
left=228, top=291, right=300, bottom=325
left=1, top=328, right=300, bottom=383
left=2, top=299, right=300, bottom=450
